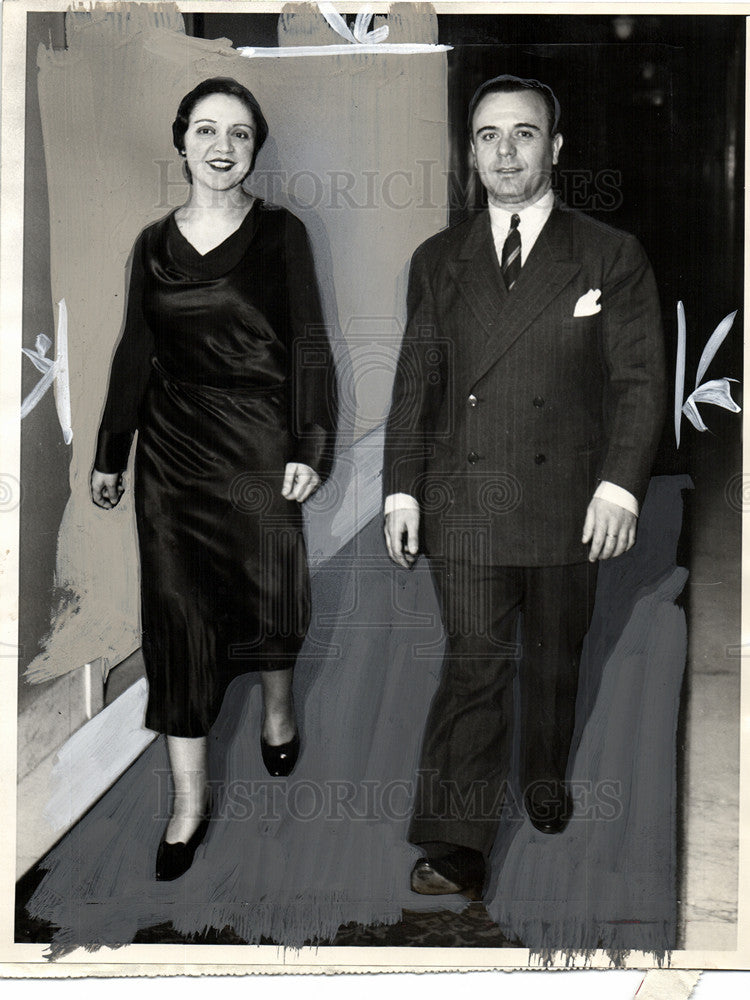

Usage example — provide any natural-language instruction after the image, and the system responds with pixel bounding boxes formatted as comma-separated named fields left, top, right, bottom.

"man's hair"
left=467, top=75, right=561, bottom=137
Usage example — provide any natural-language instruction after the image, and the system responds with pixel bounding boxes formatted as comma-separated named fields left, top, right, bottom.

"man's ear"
left=552, top=133, right=563, bottom=165
left=469, top=140, right=477, bottom=169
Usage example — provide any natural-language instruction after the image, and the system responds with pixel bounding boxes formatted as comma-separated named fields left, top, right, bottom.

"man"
left=383, top=76, right=666, bottom=898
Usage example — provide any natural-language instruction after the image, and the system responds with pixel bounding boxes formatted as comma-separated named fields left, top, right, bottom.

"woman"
left=91, top=77, right=336, bottom=881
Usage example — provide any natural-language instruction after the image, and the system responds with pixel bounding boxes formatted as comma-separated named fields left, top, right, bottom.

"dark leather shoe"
left=410, top=843, right=486, bottom=899
left=261, top=730, right=300, bottom=777
left=524, top=781, right=573, bottom=835
left=155, top=809, right=211, bottom=881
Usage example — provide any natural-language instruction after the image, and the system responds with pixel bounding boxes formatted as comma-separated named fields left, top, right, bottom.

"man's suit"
left=384, top=200, right=666, bottom=853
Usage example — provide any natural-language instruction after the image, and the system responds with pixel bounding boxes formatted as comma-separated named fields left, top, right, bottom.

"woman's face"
left=182, top=92, right=256, bottom=191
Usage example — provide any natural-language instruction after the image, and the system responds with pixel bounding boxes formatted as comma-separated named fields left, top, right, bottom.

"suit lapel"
left=470, top=204, right=582, bottom=383
left=446, top=211, right=508, bottom=363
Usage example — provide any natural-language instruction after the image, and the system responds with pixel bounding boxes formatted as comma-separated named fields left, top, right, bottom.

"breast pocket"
left=560, top=313, right=604, bottom=373
left=561, top=314, right=601, bottom=336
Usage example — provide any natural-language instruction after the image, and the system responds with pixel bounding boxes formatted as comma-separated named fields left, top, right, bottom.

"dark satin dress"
left=95, top=200, right=336, bottom=737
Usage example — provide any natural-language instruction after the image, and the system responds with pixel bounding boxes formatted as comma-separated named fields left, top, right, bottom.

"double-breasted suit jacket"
left=384, top=200, right=666, bottom=566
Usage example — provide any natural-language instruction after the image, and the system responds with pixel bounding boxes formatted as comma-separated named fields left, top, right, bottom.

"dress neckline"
left=163, top=198, right=263, bottom=280
left=171, top=198, right=258, bottom=258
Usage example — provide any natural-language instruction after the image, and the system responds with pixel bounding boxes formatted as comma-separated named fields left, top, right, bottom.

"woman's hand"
left=91, top=469, right=125, bottom=509
left=282, top=463, right=320, bottom=503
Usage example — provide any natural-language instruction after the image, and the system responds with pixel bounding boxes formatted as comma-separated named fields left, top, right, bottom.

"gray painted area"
left=27, top=6, right=447, bottom=689
left=303, top=423, right=386, bottom=570
left=17, top=424, right=384, bottom=876
left=487, top=476, right=690, bottom=956
left=28, top=476, right=687, bottom=955
left=18, top=12, right=69, bottom=712
left=20, top=4, right=693, bottom=959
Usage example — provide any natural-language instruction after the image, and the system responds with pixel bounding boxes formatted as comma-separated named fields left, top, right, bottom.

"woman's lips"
left=207, top=159, right=235, bottom=171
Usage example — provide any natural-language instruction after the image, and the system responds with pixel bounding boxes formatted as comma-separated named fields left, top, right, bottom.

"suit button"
left=467, top=451, right=479, bottom=464
left=468, top=394, right=478, bottom=407
left=533, top=396, right=545, bottom=408
left=534, top=453, right=546, bottom=464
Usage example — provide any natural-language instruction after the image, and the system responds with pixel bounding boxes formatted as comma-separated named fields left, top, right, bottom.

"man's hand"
left=91, top=470, right=125, bottom=509
left=384, top=507, right=420, bottom=569
left=282, top=463, right=321, bottom=503
left=582, top=496, right=637, bottom=562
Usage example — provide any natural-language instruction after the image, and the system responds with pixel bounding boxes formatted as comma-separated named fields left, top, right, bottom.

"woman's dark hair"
left=172, top=77, right=268, bottom=182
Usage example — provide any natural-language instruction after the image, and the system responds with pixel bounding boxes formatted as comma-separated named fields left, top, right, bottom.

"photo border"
left=1, top=0, right=747, bottom=978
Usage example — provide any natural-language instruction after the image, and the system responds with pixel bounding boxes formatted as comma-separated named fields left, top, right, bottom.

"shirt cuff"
left=384, top=493, right=419, bottom=516
left=594, top=481, right=639, bottom=517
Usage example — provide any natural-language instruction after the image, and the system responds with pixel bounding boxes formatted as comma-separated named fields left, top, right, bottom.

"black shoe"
left=155, top=807, right=211, bottom=881
left=524, top=781, right=573, bottom=835
left=261, top=730, right=300, bottom=777
left=410, top=843, right=486, bottom=899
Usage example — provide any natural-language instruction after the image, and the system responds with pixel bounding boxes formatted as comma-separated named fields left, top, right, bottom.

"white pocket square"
left=573, top=288, right=601, bottom=317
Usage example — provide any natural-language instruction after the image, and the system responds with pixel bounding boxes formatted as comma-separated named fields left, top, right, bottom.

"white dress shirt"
left=385, top=187, right=639, bottom=519
left=488, top=187, right=555, bottom=266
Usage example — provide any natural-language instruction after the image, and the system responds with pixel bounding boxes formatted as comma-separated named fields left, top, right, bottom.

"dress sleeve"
left=94, top=232, right=154, bottom=474
left=284, top=213, right=337, bottom=481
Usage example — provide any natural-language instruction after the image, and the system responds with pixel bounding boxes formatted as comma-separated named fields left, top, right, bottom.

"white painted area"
left=675, top=303, right=741, bottom=446
left=53, top=297, right=73, bottom=445
left=237, top=43, right=450, bottom=58
left=42, top=678, right=155, bottom=836
left=20, top=298, right=73, bottom=444
left=82, top=660, right=105, bottom=720
left=317, top=3, right=390, bottom=45
left=83, top=661, right=92, bottom=719
left=237, top=0, right=450, bottom=57
left=20, top=334, right=56, bottom=417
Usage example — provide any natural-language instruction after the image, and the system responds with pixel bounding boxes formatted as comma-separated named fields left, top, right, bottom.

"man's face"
left=471, top=89, right=563, bottom=209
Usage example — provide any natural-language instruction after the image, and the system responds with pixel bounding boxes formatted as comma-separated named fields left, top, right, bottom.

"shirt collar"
left=488, top=187, right=555, bottom=227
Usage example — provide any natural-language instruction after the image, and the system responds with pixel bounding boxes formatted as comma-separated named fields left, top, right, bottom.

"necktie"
left=501, top=213, right=521, bottom=290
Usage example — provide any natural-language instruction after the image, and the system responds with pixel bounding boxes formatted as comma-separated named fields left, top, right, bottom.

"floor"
left=15, top=421, right=742, bottom=952
left=14, top=831, right=518, bottom=948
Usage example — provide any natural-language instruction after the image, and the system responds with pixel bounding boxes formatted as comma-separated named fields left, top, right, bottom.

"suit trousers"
left=408, top=559, right=598, bottom=856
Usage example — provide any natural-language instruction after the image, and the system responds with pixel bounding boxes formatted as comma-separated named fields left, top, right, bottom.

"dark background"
left=438, top=14, right=745, bottom=480
left=194, top=10, right=745, bottom=476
